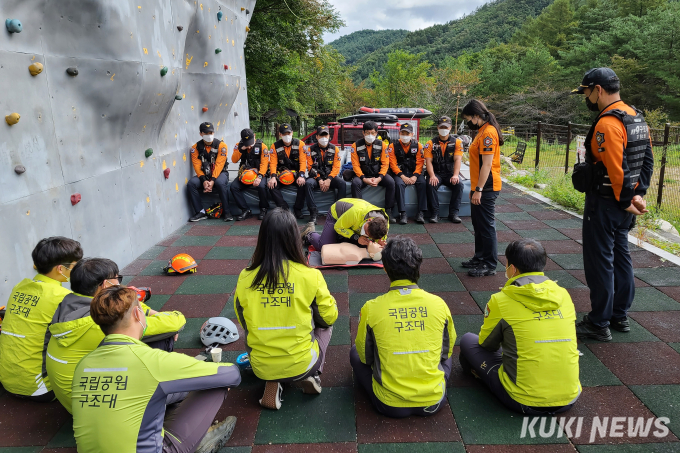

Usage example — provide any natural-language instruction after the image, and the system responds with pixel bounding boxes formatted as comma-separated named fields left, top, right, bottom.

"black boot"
left=448, top=214, right=461, bottom=223
left=236, top=210, right=252, bottom=221
left=398, top=212, right=408, bottom=225
left=415, top=211, right=425, bottom=224
left=310, top=209, right=318, bottom=225
left=294, top=208, right=304, bottom=219
left=258, top=208, right=268, bottom=220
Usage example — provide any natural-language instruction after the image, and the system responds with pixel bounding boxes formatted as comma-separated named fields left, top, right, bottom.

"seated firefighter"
left=0, top=236, right=83, bottom=402
left=73, top=286, right=241, bottom=453
left=351, top=236, right=455, bottom=418
left=46, top=258, right=186, bottom=412
left=230, top=128, right=272, bottom=221
left=302, top=198, right=389, bottom=252
left=188, top=121, right=234, bottom=222
left=268, top=123, right=307, bottom=218
left=234, top=208, right=337, bottom=409
left=459, top=239, right=581, bottom=414
left=304, top=125, right=346, bottom=224
left=388, top=123, right=427, bottom=224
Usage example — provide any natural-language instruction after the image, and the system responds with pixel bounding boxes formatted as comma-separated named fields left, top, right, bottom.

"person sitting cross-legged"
left=350, top=236, right=455, bottom=418
left=459, top=239, right=581, bottom=415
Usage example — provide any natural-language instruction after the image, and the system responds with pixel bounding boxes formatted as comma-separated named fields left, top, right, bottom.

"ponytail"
left=462, top=99, right=505, bottom=146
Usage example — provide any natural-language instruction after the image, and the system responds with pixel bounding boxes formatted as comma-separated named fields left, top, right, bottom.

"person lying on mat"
left=301, top=198, right=389, bottom=251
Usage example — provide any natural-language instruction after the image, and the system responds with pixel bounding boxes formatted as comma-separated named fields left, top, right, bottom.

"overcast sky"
left=323, top=0, right=491, bottom=43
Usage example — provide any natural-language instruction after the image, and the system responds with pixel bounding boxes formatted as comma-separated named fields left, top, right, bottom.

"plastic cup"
left=211, top=347, right=223, bottom=363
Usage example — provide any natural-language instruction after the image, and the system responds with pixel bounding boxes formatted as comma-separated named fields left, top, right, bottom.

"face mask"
left=505, top=265, right=512, bottom=280
left=203, top=134, right=214, bottom=142
left=585, top=91, right=600, bottom=112
left=59, top=270, right=70, bottom=282
left=318, top=137, right=329, bottom=147
left=438, top=128, right=450, bottom=137
left=282, top=135, right=293, bottom=145
left=467, top=121, right=480, bottom=131
left=137, top=307, right=147, bottom=337
left=400, top=136, right=411, bottom=144
left=364, top=134, right=376, bottom=144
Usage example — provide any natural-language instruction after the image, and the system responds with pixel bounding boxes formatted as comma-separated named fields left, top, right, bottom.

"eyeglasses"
left=103, top=275, right=124, bottom=285
left=60, top=263, right=75, bottom=271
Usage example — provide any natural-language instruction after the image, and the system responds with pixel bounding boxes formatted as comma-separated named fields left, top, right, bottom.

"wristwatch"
left=475, top=186, right=482, bottom=192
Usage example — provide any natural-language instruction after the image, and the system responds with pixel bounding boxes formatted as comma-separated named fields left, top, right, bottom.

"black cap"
left=200, top=122, right=214, bottom=133
left=399, top=123, right=414, bottom=134
left=438, top=116, right=452, bottom=127
left=316, top=125, right=329, bottom=135
left=240, top=128, right=255, bottom=147
left=279, top=123, right=293, bottom=134
left=572, top=67, right=620, bottom=94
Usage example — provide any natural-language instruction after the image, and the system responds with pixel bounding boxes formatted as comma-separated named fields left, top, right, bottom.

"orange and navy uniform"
left=388, top=141, right=425, bottom=177
left=231, top=142, right=271, bottom=177
left=190, top=141, right=229, bottom=180
left=350, top=142, right=390, bottom=178
left=305, top=144, right=342, bottom=179
left=269, top=143, right=307, bottom=176
left=469, top=123, right=502, bottom=191
left=423, top=137, right=463, bottom=176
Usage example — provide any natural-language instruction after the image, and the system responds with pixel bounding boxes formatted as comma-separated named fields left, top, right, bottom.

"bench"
left=507, top=141, right=527, bottom=164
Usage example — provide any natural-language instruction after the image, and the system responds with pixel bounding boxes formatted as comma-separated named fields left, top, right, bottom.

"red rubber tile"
left=567, top=287, right=592, bottom=312
left=541, top=240, right=582, bottom=254
left=161, top=294, right=229, bottom=318
left=335, top=293, right=349, bottom=316
left=503, top=220, right=552, bottom=230
left=157, top=235, right=181, bottom=246
left=568, top=386, right=677, bottom=444
left=660, top=287, right=680, bottom=302
left=467, top=446, right=577, bottom=453
left=234, top=216, right=262, bottom=226
left=438, top=243, right=476, bottom=258
left=355, top=383, right=461, bottom=443
left=252, top=443, right=357, bottom=453
left=505, top=197, right=539, bottom=205
left=458, top=272, right=508, bottom=292
left=157, top=246, right=213, bottom=260
left=556, top=228, right=582, bottom=241
left=320, top=269, right=350, bottom=276
left=128, top=275, right=188, bottom=294
left=174, top=348, right=203, bottom=357
left=199, top=259, right=250, bottom=275
left=407, top=233, right=435, bottom=244
left=495, top=204, right=524, bottom=213
left=589, top=342, right=680, bottom=385
left=434, top=292, right=483, bottom=315
left=185, top=224, right=231, bottom=236
left=424, top=223, right=470, bottom=233
left=421, top=258, right=455, bottom=274
left=0, top=396, right=71, bottom=446
left=349, top=274, right=391, bottom=294
left=350, top=317, right=359, bottom=347
left=631, top=250, right=680, bottom=268
left=448, top=346, right=480, bottom=387
left=218, top=387, right=262, bottom=447
left=529, top=210, right=573, bottom=220
left=216, top=235, right=259, bottom=247
left=496, top=230, right=522, bottom=242
left=120, top=259, right=153, bottom=276
left=629, top=312, right=680, bottom=342
left=322, top=345, right=353, bottom=387
left=543, top=257, right=563, bottom=271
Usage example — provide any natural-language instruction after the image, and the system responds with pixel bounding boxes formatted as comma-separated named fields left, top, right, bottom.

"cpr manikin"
left=321, top=242, right=383, bottom=265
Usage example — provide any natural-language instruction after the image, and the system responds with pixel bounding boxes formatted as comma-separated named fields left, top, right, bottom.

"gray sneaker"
left=301, top=222, right=316, bottom=247
left=195, top=416, right=237, bottom=453
left=300, top=375, right=322, bottom=394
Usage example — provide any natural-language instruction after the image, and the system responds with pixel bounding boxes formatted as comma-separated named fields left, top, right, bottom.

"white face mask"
left=400, top=135, right=412, bottom=144
left=282, top=135, right=293, bottom=145
left=438, top=128, right=450, bottom=137
left=318, top=137, right=329, bottom=147
left=364, top=134, right=376, bottom=144
left=505, top=265, right=513, bottom=280
left=203, top=134, right=214, bottom=142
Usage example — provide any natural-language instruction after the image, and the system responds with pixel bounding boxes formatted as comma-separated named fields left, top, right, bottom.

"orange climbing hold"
left=70, top=194, right=81, bottom=206
left=202, top=107, right=209, bottom=113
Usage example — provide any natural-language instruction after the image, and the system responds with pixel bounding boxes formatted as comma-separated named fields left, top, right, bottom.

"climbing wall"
left=0, top=0, right=256, bottom=301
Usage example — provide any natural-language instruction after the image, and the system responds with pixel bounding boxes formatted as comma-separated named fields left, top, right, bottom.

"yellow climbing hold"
left=185, top=178, right=188, bottom=185
left=200, top=3, right=203, bottom=10
left=138, top=5, right=141, bottom=9
left=173, top=160, right=176, bottom=167
left=162, top=160, right=167, bottom=170
left=204, top=61, right=208, bottom=67
left=157, top=51, right=162, bottom=58
left=5, top=113, right=20, bottom=126
left=232, top=40, right=235, bottom=46
left=143, top=48, right=148, bottom=55
left=185, top=55, right=193, bottom=69
left=146, top=196, right=150, bottom=203
left=26, top=210, right=30, bottom=216
left=28, top=62, right=43, bottom=76
left=191, top=106, right=194, bottom=110
left=175, top=183, right=179, bottom=192
left=140, top=161, right=144, bottom=168
left=110, top=73, right=115, bottom=81
left=183, top=153, right=187, bottom=162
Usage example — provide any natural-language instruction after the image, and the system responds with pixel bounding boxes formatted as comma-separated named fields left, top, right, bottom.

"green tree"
left=512, top=0, right=579, bottom=57
left=369, top=50, right=431, bottom=106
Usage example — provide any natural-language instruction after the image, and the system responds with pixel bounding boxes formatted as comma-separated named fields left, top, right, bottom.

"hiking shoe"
left=610, top=318, right=631, bottom=333
left=389, top=215, right=397, bottom=224
left=429, top=213, right=439, bottom=223
left=415, top=211, right=425, bottom=224
left=300, top=375, right=322, bottom=395
left=301, top=222, right=315, bottom=247
left=461, top=257, right=481, bottom=268
left=449, top=215, right=462, bottom=223
left=259, top=381, right=283, bottom=410
left=222, top=212, right=234, bottom=222
left=195, top=416, right=237, bottom=453
left=294, top=208, right=304, bottom=219
left=468, top=264, right=497, bottom=277
left=576, top=315, right=612, bottom=342
left=398, top=212, right=408, bottom=225
left=190, top=212, right=208, bottom=222
left=257, top=208, right=267, bottom=220
left=310, top=209, right=318, bottom=225
left=236, top=210, right=252, bottom=221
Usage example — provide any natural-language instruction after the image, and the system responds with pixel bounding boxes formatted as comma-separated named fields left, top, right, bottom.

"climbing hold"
left=217, top=11, right=223, bottom=21
left=145, top=148, right=153, bottom=158
left=5, top=19, right=22, bottom=34
left=160, top=66, right=168, bottom=76
left=234, top=112, right=238, bottom=117
left=5, top=113, right=20, bottom=125
left=28, top=62, right=43, bottom=76
left=215, top=48, right=222, bottom=54
left=224, top=64, right=228, bottom=70
left=202, top=107, right=208, bottom=113
left=245, top=26, right=250, bottom=32
left=241, top=7, right=245, bottom=11
left=163, top=168, right=171, bottom=179
left=246, top=9, right=250, bottom=14
left=70, top=193, right=81, bottom=206
left=14, top=165, right=26, bottom=175
left=66, top=67, right=78, bottom=76
left=177, top=25, right=184, bottom=31
left=174, top=94, right=182, bottom=100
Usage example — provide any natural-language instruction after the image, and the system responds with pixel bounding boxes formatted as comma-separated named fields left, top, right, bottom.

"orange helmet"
left=278, top=169, right=295, bottom=185
left=163, top=253, right=197, bottom=275
left=240, top=169, right=258, bottom=185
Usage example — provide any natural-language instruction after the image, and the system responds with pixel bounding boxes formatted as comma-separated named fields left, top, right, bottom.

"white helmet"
left=200, top=317, right=239, bottom=347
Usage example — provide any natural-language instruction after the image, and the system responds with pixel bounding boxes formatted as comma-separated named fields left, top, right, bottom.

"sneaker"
left=429, top=213, right=439, bottom=223
left=259, top=381, right=283, bottom=410
left=389, top=215, right=397, bottom=224
left=222, top=212, right=234, bottom=222
left=294, top=208, right=304, bottom=219
left=398, top=212, right=408, bottom=225
left=299, top=375, right=322, bottom=394
left=449, top=215, right=462, bottom=224
left=194, top=416, right=237, bottom=453
left=468, top=264, right=496, bottom=277
left=301, top=222, right=316, bottom=247
left=236, top=210, right=252, bottom=221
left=610, top=318, right=630, bottom=333
left=310, top=209, right=318, bottom=225
left=190, top=212, right=208, bottom=222
left=415, top=211, right=425, bottom=224
left=257, top=208, right=267, bottom=220
left=576, top=315, right=612, bottom=341
left=461, top=257, right=481, bottom=268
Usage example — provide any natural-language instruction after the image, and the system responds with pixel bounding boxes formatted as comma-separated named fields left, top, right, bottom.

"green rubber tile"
left=447, top=258, right=504, bottom=273
left=172, top=235, right=221, bottom=247
left=630, top=385, right=680, bottom=438
left=45, top=418, right=76, bottom=448
left=205, top=247, right=256, bottom=260
left=629, top=287, right=680, bottom=312
left=576, top=444, right=680, bottom=452
left=635, top=268, right=680, bottom=287
left=495, top=212, right=536, bottom=221
left=544, top=270, right=586, bottom=288
left=146, top=294, right=171, bottom=311
left=579, top=314, right=660, bottom=343
left=429, top=232, right=475, bottom=244
left=514, top=203, right=551, bottom=212
left=254, top=387, right=356, bottom=444
left=451, top=315, right=483, bottom=345
left=544, top=219, right=583, bottom=229
left=419, top=243, right=444, bottom=258
left=324, top=274, right=348, bottom=293
left=515, top=229, right=569, bottom=241
left=465, top=219, right=508, bottom=231
left=174, top=317, right=209, bottom=348
left=138, top=245, right=166, bottom=260
left=175, top=275, right=239, bottom=295
left=671, top=344, right=680, bottom=354
left=358, top=442, right=465, bottom=453
left=579, top=346, right=622, bottom=387
left=447, top=386, right=568, bottom=444
left=140, top=260, right=171, bottom=276
left=389, top=223, right=427, bottom=233
left=419, top=274, right=465, bottom=292
left=173, top=223, right=194, bottom=235
left=347, top=267, right=386, bottom=275
left=469, top=291, right=496, bottom=311
left=548, top=254, right=584, bottom=270
left=350, top=293, right=381, bottom=316
left=329, top=315, right=350, bottom=345
left=220, top=295, right=236, bottom=318
left=0, top=448, right=43, bottom=452
left=225, top=225, right=261, bottom=236
left=122, top=276, right=134, bottom=285
left=218, top=447, right=252, bottom=453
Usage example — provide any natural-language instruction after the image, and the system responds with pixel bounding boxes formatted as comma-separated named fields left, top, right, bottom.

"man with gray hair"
left=351, top=236, right=455, bottom=417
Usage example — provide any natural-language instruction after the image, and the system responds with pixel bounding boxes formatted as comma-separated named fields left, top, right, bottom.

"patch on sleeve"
left=190, top=148, right=196, bottom=154
left=484, top=303, right=490, bottom=318
left=483, top=136, right=493, bottom=147
left=483, top=147, right=493, bottom=152
left=424, top=143, right=431, bottom=150
left=596, top=131, right=605, bottom=146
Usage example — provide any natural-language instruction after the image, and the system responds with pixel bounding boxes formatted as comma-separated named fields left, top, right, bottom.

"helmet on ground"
left=163, top=253, right=197, bottom=275
left=240, top=169, right=258, bottom=185
left=201, top=317, right=239, bottom=347
left=206, top=203, right=223, bottom=219
left=278, top=169, right=295, bottom=185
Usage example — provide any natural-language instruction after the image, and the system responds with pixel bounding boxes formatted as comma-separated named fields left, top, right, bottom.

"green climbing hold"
left=145, top=148, right=153, bottom=158
left=175, top=95, right=182, bottom=100
left=217, top=11, right=223, bottom=21
left=160, top=66, right=168, bottom=76
left=215, top=48, right=222, bottom=54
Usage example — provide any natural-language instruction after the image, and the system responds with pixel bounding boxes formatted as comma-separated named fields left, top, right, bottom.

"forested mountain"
left=328, top=29, right=409, bottom=65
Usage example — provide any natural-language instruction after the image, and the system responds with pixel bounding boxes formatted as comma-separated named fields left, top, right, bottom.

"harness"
left=393, top=140, right=420, bottom=176
left=309, top=143, right=337, bottom=179
left=430, top=136, right=458, bottom=175
left=354, top=138, right=384, bottom=177
left=239, top=140, right=265, bottom=175
left=274, top=138, right=301, bottom=176
left=196, top=140, right=223, bottom=178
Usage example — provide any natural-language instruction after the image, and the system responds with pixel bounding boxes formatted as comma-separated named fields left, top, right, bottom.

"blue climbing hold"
left=217, top=11, right=223, bottom=21
left=5, top=19, right=23, bottom=34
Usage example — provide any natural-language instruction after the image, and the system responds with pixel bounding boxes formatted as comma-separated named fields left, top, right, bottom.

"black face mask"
left=585, top=97, right=600, bottom=112
left=467, top=121, right=480, bottom=131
